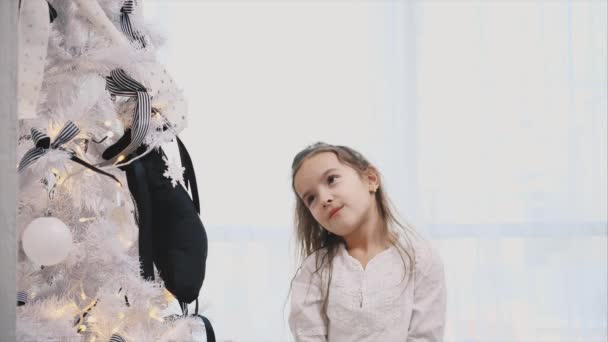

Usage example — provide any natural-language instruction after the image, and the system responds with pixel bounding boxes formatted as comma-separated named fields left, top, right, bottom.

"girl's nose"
left=319, top=188, right=333, bottom=208
left=322, top=197, right=333, bottom=208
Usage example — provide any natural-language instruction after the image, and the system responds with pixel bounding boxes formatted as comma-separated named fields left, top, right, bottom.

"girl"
left=289, top=142, right=446, bottom=341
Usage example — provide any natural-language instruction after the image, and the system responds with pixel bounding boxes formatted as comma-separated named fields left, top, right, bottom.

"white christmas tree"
left=16, top=0, right=207, bottom=340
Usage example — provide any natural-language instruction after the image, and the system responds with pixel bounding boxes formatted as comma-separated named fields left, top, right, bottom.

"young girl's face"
left=294, top=152, right=379, bottom=237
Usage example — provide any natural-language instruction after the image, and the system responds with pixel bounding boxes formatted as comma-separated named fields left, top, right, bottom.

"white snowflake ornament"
left=162, top=155, right=185, bottom=188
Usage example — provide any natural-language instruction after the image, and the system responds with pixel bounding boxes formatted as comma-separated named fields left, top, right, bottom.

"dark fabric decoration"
left=110, top=129, right=207, bottom=296
left=111, top=131, right=207, bottom=304
left=113, top=134, right=215, bottom=340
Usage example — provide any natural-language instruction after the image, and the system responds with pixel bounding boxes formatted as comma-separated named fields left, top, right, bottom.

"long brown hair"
left=290, top=142, right=416, bottom=314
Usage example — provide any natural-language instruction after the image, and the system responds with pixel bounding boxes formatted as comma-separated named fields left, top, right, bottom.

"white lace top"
left=289, top=231, right=446, bottom=342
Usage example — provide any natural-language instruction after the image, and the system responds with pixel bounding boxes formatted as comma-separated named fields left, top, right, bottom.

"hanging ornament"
left=22, top=217, right=73, bottom=266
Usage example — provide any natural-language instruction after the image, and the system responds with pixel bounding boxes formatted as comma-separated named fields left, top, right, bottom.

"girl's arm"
left=289, top=256, right=328, bottom=342
left=407, top=241, right=447, bottom=342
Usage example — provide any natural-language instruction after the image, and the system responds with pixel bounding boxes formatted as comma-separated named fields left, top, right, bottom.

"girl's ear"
left=365, top=167, right=380, bottom=193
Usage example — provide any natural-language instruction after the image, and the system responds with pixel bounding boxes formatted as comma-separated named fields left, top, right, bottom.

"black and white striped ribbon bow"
left=120, top=0, right=146, bottom=48
left=18, top=121, right=80, bottom=172
left=17, top=291, right=28, bottom=306
left=98, top=68, right=150, bottom=167
left=110, top=334, right=126, bottom=342
left=18, top=121, right=121, bottom=184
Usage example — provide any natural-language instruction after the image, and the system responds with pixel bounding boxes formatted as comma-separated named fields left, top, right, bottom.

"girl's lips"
left=329, top=206, right=343, bottom=219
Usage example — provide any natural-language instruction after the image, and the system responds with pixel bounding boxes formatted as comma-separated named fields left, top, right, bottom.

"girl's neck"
left=343, top=207, right=390, bottom=253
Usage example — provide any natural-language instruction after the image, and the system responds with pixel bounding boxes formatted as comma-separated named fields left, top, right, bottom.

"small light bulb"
left=104, top=120, right=112, bottom=127
left=78, top=324, right=87, bottom=332
left=163, top=288, right=175, bottom=303
left=118, top=312, right=125, bottom=319
left=117, top=155, right=125, bottom=162
left=148, top=307, right=164, bottom=322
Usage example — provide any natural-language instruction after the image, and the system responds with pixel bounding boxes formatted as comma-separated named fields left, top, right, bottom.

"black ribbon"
left=177, top=136, right=199, bottom=213
left=99, top=69, right=151, bottom=166
left=197, top=314, right=216, bottom=342
left=166, top=299, right=215, bottom=342
left=18, top=122, right=120, bottom=184
left=192, top=298, right=216, bottom=342
left=120, top=0, right=147, bottom=48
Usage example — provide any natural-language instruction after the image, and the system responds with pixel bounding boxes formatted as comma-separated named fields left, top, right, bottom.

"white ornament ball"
left=22, top=217, right=73, bottom=266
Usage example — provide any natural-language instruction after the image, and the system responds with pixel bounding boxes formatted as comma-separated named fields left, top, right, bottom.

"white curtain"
left=144, top=1, right=607, bottom=341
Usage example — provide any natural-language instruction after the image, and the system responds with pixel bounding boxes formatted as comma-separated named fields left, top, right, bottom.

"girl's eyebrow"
left=300, top=168, right=339, bottom=200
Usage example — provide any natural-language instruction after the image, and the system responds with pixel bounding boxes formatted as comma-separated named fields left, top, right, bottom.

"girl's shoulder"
left=297, top=247, right=331, bottom=277
left=395, top=227, right=444, bottom=279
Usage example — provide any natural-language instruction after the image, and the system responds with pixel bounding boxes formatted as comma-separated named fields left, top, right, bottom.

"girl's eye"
left=306, top=195, right=315, bottom=206
left=328, top=175, right=339, bottom=184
